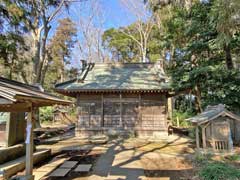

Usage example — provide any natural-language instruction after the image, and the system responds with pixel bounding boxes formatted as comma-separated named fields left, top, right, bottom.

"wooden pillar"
left=76, top=95, right=80, bottom=134
left=202, top=126, right=207, bottom=149
left=167, top=97, right=173, bottom=120
left=196, top=126, right=200, bottom=150
left=138, top=94, right=141, bottom=127
left=119, top=93, right=123, bottom=128
left=101, top=94, right=104, bottom=127
left=25, top=104, right=34, bottom=177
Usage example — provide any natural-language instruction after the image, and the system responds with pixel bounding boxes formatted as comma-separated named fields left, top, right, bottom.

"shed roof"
left=187, top=104, right=240, bottom=125
left=55, top=62, right=170, bottom=96
left=0, top=77, right=71, bottom=111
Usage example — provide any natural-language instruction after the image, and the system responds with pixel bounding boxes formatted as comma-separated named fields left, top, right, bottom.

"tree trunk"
left=32, top=32, right=41, bottom=84
left=35, top=25, right=50, bottom=84
left=194, top=85, right=202, bottom=113
left=224, top=43, right=234, bottom=70
left=40, top=59, right=49, bottom=85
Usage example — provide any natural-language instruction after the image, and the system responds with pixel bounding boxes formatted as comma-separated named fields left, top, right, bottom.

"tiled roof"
left=55, top=63, right=170, bottom=94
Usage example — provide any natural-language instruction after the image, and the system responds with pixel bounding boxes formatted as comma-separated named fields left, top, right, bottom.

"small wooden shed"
left=53, top=107, right=68, bottom=124
left=187, top=104, right=240, bottom=151
left=0, top=77, right=71, bottom=180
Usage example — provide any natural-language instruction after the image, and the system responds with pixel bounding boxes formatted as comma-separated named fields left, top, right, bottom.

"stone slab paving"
left=49, top=168, right=71, bottom=177
left=33, top=158, right=69, bottom=180
left=59, top=161, right=78, bottom=168
left=74, top=164, right=92, bottom=172
left=140, top=177, right=170, bottom=180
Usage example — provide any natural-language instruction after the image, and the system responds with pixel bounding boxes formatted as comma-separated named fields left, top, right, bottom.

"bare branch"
left=47, top=0, right=65, bottom=23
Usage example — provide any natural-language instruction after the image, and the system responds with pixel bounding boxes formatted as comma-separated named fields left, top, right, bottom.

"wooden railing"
left=213, top=140, right=228, bottom=151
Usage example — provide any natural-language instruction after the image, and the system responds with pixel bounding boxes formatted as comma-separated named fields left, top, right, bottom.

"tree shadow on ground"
left=92, top=136, right=195, bottom=180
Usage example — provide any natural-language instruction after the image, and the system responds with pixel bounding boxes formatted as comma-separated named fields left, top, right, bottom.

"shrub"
left=199, top=162, right=240, bottom=180
left=225, top=154, right=240, bottom=162
left=40, top=106, right=53, bottom=122
left=194, top=153, right=213, bottom=166
left=172, top=110, right=193, bottom=127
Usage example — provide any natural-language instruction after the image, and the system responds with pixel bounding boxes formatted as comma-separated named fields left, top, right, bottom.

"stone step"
left=0, top=149, right=51, bottom=180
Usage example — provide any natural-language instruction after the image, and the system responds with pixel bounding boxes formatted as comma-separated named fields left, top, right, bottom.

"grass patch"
left=194, top=152, right=213, bottom=166
left=199, top=162, right=240, bottom=180
left=224, top=154, right=240, bottom=162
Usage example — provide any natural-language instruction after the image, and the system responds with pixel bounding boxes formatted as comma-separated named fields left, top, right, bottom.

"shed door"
left=122, top=101, right=138, bottom=128
left=212, top=121, right=230, bottom=140
left=234, top=120, right=240, bottom=143
left=140, top=101, right=166, bottom=129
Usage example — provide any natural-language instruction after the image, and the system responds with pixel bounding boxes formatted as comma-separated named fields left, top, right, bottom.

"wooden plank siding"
left=76, top=93, right=168, bottom=136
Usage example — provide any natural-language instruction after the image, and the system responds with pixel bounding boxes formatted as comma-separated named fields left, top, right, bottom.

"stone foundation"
left=76, top=127, right=168, bottom=139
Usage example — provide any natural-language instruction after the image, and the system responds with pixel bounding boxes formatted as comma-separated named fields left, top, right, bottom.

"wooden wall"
left=205, top=116, right=240, bottom=147
left=76, top=93, right=168, bottom=136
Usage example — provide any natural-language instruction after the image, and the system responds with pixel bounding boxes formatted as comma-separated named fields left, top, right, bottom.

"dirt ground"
left=33, top=135, right=197, bottom=180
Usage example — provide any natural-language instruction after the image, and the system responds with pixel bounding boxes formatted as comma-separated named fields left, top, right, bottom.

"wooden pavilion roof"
left=187, top=104, right=240, bottom=125
left=0, top=77, right=71, bottom=112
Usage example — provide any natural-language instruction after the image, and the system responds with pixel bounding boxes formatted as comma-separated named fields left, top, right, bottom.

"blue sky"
left=100, top=0, right=137, bottom=29
left=53, top=0, right=137, bottom=32
left=50, top=0, right=141, bottom=67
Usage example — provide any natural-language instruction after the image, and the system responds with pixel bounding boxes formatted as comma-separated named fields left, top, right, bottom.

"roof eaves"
left=55, top=78, right=77, bottom=89
left=15, top=94, right=72, bottom=105
left=0, top=77, right=39, bottom=90
left=55, top=88, right=170, bottom=93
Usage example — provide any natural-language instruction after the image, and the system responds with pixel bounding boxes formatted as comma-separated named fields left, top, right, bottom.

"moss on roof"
left=187, top=104, right=240, bottom=125
left=55, top=63, right=170, bottom=92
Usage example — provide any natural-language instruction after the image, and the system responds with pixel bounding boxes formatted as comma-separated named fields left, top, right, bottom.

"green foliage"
left=224, top=154, right=240, bottom=162
left=102, top=24, right=162, bottom=62
left=45, top=18, right=77, bottom=89
left=102, top=28, right=140, bottom=62
left=165, top=1, right=240, bottom=112
left=172, top=110, right=193, bottom=127
left=39, top=106, right=54, bottom=122
left=194, top=153, right=213, bottom=166
left=199, top=162, right=240, bottom=180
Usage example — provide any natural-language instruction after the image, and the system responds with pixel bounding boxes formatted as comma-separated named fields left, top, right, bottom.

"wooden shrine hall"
left=55, top=62, right=172, bottom=137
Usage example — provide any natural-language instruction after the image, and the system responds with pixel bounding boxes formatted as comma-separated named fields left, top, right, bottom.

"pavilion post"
left=196, top=125, right=200, bottom=150
left=25, top=104, right=34, bottom=179
left=202, top=126, right=207, bottom=149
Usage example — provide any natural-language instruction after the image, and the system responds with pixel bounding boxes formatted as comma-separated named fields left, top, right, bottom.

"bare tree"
left=14, top=1, right=66, bottom=85
left=73, top=0, right=109, bottom=63
left=120, top=0, right=155, bottom=63
left=25, top=1, right=67, bottom=85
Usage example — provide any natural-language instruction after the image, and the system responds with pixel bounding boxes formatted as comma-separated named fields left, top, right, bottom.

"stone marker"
left=49, top=168, right=71, bottom=177
left=74, top=164, right=92, bottom=172
left=59, top=161, right=78, bottom=168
